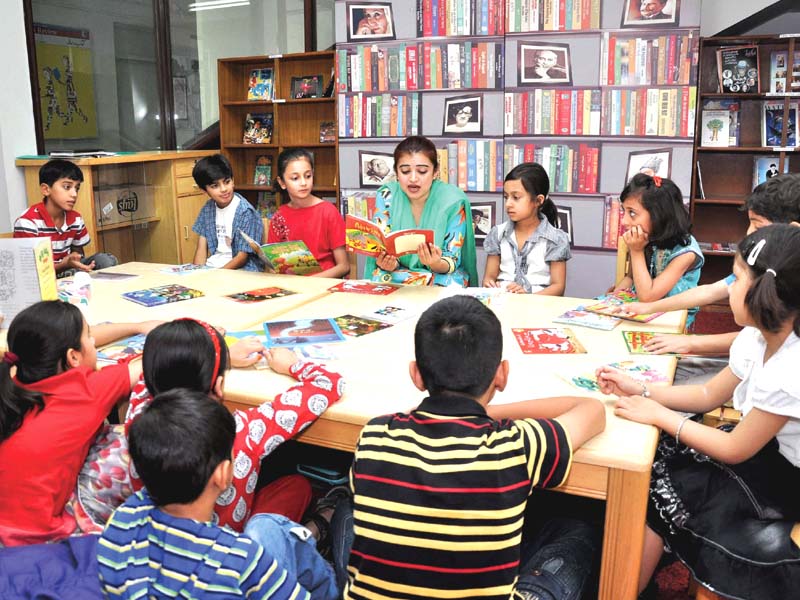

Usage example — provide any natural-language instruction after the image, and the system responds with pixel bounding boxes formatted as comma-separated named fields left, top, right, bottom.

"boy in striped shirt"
left=339, top=296, right=606, bottom=600
left=97, top=389, right=317, bottom=599
left=14, top=159, right=117, bottom=275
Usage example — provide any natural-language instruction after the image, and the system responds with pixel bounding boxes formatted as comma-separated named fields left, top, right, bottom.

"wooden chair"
left=615, top=237, right=630, bottom=284
left=0, top=231, right=14, bottom=239
left=262, top=217, right=270, bottom=244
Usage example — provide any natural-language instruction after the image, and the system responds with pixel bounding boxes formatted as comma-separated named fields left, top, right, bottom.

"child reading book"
left=483, top=162, right=571, bottom=294
left=267, top=148, right=350, bottom=278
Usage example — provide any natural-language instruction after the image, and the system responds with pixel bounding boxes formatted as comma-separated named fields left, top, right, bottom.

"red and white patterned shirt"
left=125, top=361, right=345, bottom=531
left=13, top=202, right=90, bottom=262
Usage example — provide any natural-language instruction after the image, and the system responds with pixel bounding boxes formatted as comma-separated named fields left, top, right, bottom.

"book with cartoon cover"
left=247, top=68, right=273, bottom=101
left=327, top=280, right=398, bottom=295
left=97, top=333, right=147, bottom=362
left=512, top=328, right=587, bottom=354
left=345, top=214, right=434, bottom=257
left=253, top=155, right=273, bottom=185
left=583, top=290, right=664, bottom=323
left=552, top=309, right=621, bottom=331
left=334, top=314, right=393, bottom=337
left=122, top=284, right=204, bottom=307
left=561, top=360, right=670, bottom=393
left=159, top=263, right=212, bottom=276
left=226, top=286, right=297, bottom=303
left=240, top=230, right=322, bottom=275
left=243, top=112, right=273, bottom=144
left=263, top=318, right=346, bottom=347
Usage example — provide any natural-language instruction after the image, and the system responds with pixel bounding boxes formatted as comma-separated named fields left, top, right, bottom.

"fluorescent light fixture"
left=189, top=0, right=250, bottom=11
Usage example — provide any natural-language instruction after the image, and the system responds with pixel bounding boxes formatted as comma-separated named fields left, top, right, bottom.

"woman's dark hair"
left=0, top=301, right=84, bottom=441
left=504, top=162, right=557, bottom=226
left=737, top=224, right=800, bottom=335
left=620, top=173, right=691, bottom=249
left=142, top=320, right=230, bottom=397
left=393, top=136, right=439, bottom=172
left=273, top=148, right=315, bottom=204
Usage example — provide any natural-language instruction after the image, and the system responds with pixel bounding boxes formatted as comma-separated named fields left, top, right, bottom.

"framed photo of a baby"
left=358, top=150, right=396, bottom=188
left=519, top=43, right=572, bottom=86
left=443, top=94, right=483, bottom=135
left=621, top=0, right=680, bottom=28
left=346, top=2, right=396, bottom=42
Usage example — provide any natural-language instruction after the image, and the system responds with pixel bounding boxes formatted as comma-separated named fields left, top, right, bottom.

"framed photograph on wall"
left=346, top=2, right=396, bottom=42
left=290, top=75, right=323, bottom=99
left=358, top=150, right=396, bottom=187
left=470, top=201, right=495, bottom=247
left=753, top=155, right=789, bottom=189
left=556, top=206, right=574, bottom=247
left=621, top=0, right=680, bottom=28
left=518, top=42, right=572, bottom=86
left=625, top=148, right=673, bottom=183
left=443, top=94, right=483, bottom=135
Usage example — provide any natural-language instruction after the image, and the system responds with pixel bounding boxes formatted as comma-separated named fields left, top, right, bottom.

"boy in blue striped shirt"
left=97, top=389, right=313, bottom=599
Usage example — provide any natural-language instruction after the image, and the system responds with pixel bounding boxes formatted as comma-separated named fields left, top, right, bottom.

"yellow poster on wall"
left=34, top=23, right=98, bottom=139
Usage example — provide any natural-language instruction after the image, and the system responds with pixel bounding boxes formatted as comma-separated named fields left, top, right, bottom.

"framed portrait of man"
left=518, top=43, right=572, bottom=86
left=443, top=94, right=483, bottom=135
left=358, top=150, right=396, bottom=188
left=621, top=0, right=680, bottom=28
left=346, top=2, right=396, bottom=42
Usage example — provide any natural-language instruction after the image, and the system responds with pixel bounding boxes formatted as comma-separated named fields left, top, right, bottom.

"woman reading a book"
left=364, top=136, right=478, bottom=287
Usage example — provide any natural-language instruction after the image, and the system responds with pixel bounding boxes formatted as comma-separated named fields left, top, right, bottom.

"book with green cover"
left=240, top=230, right=321, bottom=275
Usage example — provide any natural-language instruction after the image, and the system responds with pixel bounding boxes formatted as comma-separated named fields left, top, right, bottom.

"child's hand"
left=643, top=334, right=693, bottom=355
left=614, top=394, right=666, bottom=426
left=375, top=251, right=399, bottom=271
left=265, top=347, right=299, bottom=375
left=483, top=278, right=498, bottom=287
left=622, top=225, right=649, bottom=252
left=229, top=338, right=267, bottom=368
left=595, top=366, right=644, bottom=397
left=417, top=242, right=443, bottom=269
left=622, top=301, right=652, bottom=315
left=61, top=252, right=93, bottom=272
left=505, top=282, right=526, bottom=294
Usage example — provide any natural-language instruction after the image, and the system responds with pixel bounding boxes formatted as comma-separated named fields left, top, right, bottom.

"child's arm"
left=612, top=275, right=633, bottom=292
left=642, top=331, right=738, bottom=356
left=534, top=260, right=566, bottom=296
left=193, top=235, right=208, bottom=266
left=312, top=246, right=351, bottom=278
left=221, top=251, right=249, bottom=270
left=626, top=231, right=698, bottom=302
left=487, top=395, right=605, bottom=448
left=625, top=277, right=730, bottom=315
left=56, top=251, right=93, bottom=274
left=483, top=254, right=501, bottom=287
left=92, top=321, right=162, bottom=347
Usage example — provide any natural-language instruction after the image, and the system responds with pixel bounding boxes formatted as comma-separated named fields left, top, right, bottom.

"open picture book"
left=583, top=290, right=664, bottom=323
left=240, top=230, right=322, bottom=275
left=345, top=214, right=434, bottom=257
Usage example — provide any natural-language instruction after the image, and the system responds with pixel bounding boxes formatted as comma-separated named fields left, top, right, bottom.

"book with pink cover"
left=345, top=214, right=433, bottom=257
left=583, top=290, right=664, bottom=323
left=512, top=328, right=586, bottom=354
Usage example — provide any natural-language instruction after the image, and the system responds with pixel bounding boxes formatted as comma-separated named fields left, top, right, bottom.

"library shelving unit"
left=690, top=34, right=800, bottom=286
left=217, top=51, right=338, bottom=214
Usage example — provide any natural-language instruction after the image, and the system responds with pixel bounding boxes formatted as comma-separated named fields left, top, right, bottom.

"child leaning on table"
left=483, top=162, right=571, bottom=294
left=0, top=301, right=157, bottom=547
left=597, top=224, right=800, bottom=599
left=192, top=153, right=263, bottom=271
left=13, top=158, right=117, bottom=276
left=333, top=295, right=606, bottom=599
left=98, top=389, right=335, bottom=600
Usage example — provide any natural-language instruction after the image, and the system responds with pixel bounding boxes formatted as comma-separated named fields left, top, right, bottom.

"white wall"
left=700, top=0, right=779, bottom=36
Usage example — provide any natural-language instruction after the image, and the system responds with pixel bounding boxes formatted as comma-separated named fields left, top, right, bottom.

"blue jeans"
left=330, top=497, right=598, bottom=600
left=244, top=513, right=339, bottom=600
left=85, top=252, right=118, bottom=270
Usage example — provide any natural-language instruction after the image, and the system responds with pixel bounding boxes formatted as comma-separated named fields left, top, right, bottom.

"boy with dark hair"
left=98, top=389, right=334, bottom=599
left=337, top=295, right=606, bottom=600
left=191, top=153, right=263, bottom=271
left=13, top=158, right=117, bottom=275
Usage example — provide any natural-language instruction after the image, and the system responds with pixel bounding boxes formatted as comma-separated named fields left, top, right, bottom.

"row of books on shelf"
left=436, top=139, right=505, bottom=192
left=506, top=0, right=600, bottom=32
left=601, top=196, right=622, bottom=249
left=336, top=41, right=503, bottom=93
left=602, top=31, right=698, bottom=87
left=416, top=0, right=505, bottom=37
left=504, top=89, right=601, bottom=136
left=700, top=100, right=798, bottom=148
left=504, top=142, right=599, bottom=193
left=337, top=92, right=420, bottom=138
left=601, top=86, right=695, bottom=138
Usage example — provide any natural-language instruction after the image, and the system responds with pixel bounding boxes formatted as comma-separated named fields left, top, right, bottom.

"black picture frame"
left=625, top=148, right=673, bottom=183
left=621, top=0, right=680, bottom=28
left=290, top=75, right=323, bottom=99
left=443, top=94, right=483, bottom=135
left=518, top=42, right=573, bottom=86
left=470, top=201, right=495, bottom=247
left=358, top=150, right=396, bottom=188
left=556, top=206, right=574, bottom=247
left=346, top=2, right=396, bottom=42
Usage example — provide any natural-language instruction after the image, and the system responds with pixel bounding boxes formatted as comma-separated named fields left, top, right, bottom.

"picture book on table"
left=263, top=318, right=346, bottom=347
left=583, top=290, right=664, bottom=323
left=122, top=284, right=204, bottom=307
left=439, top=286, right=504, bottom=306
left=622, top=331, right=671, bottom=354
left=89, top=271, right=139, bottom=281
left=243, top=112, right=273, bottom=144
left=224, top=329, right=268, bottom=346
left=512, top=328, right=587, bottom=354
left=247, top=68, right=273, bottom=101
left=762, top=102, right=799, bottom=147
left=97, top=333, right=147, bottom=363
left=226, top=287, right=297, bottom=303
left=334, top=314, right=393, bottom=337
left=359, top=304, right=415, bottom=325
left=327, top=280, right=398, bottom=295
left=552, top=309, right=621, bottom=331
left=345, top=214, right=434, bottom=257
left=716, top=45, right=759, bottom=94
left=253, top=155, right=273, bottom=185
left=159, top=263, right=212, bottom=276
left=561, top=360, right=670, bottom=393
left=240, top=230, right=322, bottom=275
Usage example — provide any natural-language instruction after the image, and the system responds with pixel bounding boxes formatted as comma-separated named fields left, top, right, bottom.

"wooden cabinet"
left=15, top=151, right=217, bottom=265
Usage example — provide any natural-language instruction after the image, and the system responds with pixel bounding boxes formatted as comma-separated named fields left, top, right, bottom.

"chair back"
left=615, top=237, right=630, bottom=283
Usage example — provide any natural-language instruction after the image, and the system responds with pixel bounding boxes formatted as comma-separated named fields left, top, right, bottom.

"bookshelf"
left=691, top=34, right=800, bottom=287
left=217, top=51, right=338, bottom=217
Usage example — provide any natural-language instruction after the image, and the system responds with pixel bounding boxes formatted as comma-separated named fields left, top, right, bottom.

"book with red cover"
left=512, top=328, right=587, bottom=354
left=328, top=280, right=398, bottom=295
left=345, top=215, right=434, bottom=257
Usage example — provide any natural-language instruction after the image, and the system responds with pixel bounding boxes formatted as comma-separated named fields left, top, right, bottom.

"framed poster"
left=470, top=201, right=495, bottom=247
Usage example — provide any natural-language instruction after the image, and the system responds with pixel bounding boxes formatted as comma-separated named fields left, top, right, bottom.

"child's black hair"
left=142, top=320, right=230, bottom=397
left=414, top=296, right=502, bottom=398
left=39, top=159, right=84, bottom=187
left=744, top=173, right=800, bottom=225
left=393, top=136, right=439, bottom=172
left=737, top=224, right=800, bottom=336
left=274, top=148, right=315, bottom=205
left=0, top=301, right=84, bottom=441
left=620, top=173, right=691, bottom=249
left=504, top=162, right=558, bottom=226
left=128, top=388, right=235, bottom=506
left=192, top=153, right=234, bottom=191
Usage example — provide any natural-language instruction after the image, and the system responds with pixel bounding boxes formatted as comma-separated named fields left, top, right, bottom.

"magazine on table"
left=512, top=328, right=587, bottom=354
left=121, top=284, right=204, bottom=307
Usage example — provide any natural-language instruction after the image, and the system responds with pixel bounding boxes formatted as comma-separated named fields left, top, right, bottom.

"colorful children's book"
left=226, top=287, right=296, bottom=303
left=552, top=309, right=621, bottom=331
left=253, top=155, right=273, bottom=185
left=243, top=112, right=273, bottom=144
left=762, top=101, right=799, bottom=147
left=319, top=120, right=335, bottom=143
left=0, top=237, right=57, bottom=328
left=159, top=264, right=212, bottom=276
left=583, top=290, right=664, bottom=323
left=334, top=314, right=392, bottom=337
left=240, top=230, right=322, bottom=275
left=345, top=214, right=434, bottom=257
left=360, top=304, right=415, bottom=325
left=97, top=333, right=147, bottom=362
left=247, top=68, right=274, bottom=101
left=562, top=360, right=670, bottom=393
left=439, top=286, right=504, bottom=306
left=89, top=271, right=138, bottom=280
left=716, top=45, right=759, bottom=94
left=327, top=280, right=398, bottom=295
left=224, top=329, right=267, bottom=346
left=263, top=318, right=346, bottom=347
left=512, top=328, right=587, bottom=354
left=122, top=284, right=204, bottom=307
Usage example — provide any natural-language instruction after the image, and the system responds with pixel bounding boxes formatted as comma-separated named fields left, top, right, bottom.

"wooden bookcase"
left=217, top=51, right=338, bottom=214
left=691, top=35, right=800, bottom=286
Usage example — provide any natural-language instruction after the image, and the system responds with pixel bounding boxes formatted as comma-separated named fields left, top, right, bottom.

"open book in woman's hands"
left=345, top=215, right=434, bottom=257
